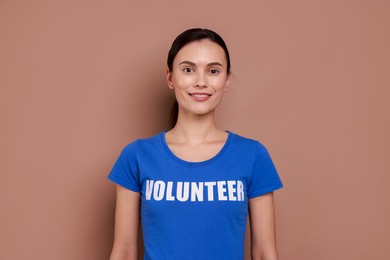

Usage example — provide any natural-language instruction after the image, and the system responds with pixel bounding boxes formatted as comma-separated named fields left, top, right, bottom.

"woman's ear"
left=166, top=68, right=174, bottom=89
left=225, top=73, right=231, bottom=90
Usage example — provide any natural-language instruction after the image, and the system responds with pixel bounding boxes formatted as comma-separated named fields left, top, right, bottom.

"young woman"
left=108, top=28, right=283, bottom=260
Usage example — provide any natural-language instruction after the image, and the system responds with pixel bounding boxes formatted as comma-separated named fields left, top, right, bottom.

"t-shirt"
left=108, top=131, right=283, bottom=260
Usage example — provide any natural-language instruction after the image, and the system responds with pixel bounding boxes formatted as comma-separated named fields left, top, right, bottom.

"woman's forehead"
left=174, top=39, right=227, bottom=65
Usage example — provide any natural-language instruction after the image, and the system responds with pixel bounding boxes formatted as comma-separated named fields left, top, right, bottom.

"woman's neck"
left=167, top=111, right=226, bottom=144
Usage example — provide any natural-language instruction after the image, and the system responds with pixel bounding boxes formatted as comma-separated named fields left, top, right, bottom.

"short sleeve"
left=247, top=143, right=283, bottom=198
left=107, top=141, right=141, bottom=192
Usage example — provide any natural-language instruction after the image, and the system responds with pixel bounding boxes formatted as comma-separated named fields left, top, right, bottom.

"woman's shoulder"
left=229, top=131, right=270, bottom=154
left=120, top=131, right=164, bottom=153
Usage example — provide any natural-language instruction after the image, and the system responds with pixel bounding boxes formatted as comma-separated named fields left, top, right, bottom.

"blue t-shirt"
left=108, top=131, right=283, bottom=260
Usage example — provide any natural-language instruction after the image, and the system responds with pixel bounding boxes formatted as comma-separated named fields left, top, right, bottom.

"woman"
left=108, top=28, right=283, bottom=260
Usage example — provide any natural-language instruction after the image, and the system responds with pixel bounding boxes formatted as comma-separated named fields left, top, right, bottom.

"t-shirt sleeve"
left=247, top=142, right=283, bottom=199
left=107, top=141, right=141, bottom=192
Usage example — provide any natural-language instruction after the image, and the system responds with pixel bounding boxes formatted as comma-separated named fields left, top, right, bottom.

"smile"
left=188, top=92, right=212, bottom=101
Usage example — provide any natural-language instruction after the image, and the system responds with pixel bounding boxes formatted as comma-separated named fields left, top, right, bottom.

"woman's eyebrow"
left=179, top=61, right=196, bottom=66
left=179, top=61, right=224, bottom=67
left=207, top=62, right=224, bottom=68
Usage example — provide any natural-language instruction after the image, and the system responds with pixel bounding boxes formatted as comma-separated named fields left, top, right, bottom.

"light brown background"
left=1, top=1, right=389, bottom=259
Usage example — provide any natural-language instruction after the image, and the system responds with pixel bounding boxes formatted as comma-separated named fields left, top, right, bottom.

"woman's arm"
left=248, top=192, right=279, bottom=260
left=110, top=185, right=141, bottom=260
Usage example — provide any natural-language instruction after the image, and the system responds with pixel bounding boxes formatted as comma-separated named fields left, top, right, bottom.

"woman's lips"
left=188, top=92, right=212, bottom=102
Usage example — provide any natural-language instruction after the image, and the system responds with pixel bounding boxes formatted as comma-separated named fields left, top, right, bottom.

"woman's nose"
left=195, top=71, right=207, bottom=88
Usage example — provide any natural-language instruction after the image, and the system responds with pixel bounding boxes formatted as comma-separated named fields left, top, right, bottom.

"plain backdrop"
left=1, top=1, right=389, bottom=259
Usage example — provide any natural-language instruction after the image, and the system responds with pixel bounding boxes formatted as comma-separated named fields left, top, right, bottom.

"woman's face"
left=167, top=39, right=230, bottom=117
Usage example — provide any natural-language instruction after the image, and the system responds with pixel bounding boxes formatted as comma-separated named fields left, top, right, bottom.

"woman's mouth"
left=189, top=92, right=212, bottom=102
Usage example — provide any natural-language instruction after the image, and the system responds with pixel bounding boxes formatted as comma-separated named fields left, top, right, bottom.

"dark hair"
left=167, top=28, right=231, bottom=129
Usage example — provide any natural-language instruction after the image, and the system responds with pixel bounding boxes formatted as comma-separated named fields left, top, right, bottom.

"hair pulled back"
left=167, top=28, right=231, bottom=74
left=167, top=28, right=231, bottom=129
